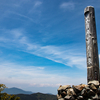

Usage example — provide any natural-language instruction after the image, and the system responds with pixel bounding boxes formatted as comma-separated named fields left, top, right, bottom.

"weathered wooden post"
left=84, top=6, right=99, bottom=82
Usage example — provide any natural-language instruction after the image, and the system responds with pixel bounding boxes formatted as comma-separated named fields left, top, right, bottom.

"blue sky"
left=0, top=0, right=100, bottom=94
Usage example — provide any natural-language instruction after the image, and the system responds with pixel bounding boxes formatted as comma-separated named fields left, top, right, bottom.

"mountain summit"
left=2, top=87, right=33, bottom=94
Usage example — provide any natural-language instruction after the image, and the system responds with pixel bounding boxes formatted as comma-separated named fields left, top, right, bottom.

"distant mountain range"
left=2, top=87, right=56, bottom=100
left=2, top=87, right=33, bottom=94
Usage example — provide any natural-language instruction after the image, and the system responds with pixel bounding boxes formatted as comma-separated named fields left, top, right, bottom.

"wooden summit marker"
left=84, top=6, right=99, bottom=82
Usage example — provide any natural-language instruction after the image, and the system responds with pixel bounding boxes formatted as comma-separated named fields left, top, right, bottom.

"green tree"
left=0, top=84, right=20, bottom=100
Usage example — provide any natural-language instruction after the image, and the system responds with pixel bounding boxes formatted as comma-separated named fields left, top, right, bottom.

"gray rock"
left=81, top=88, right=87, bottom=96
left=67, top=88, right=76, bottom=96
left=64, top=95, right=72, bottom=100
left=58, top=85, right=71, bottom=95
left=89, top=84, right=97, bottom=90
left=74, top=84, right=85, bottom=90
left=92, top=94, right=98, bottom=100
left=57, top=94, right=62, bottom=99
left=85, top=85, right=90, bottom=90
left=72, top=84, right=85, bottom=94
left=64, top=95, right=75, bottom=100
left=77, top=96, right=83, bottom=100
left=58, top=98, right=64, bottom=100
left=61, top=91, right=67, bottom=97
left=58, top=85, right=71, bottom=91
left=87, top=89, right=95, bottom=97
left=58, top=90, right=63, bottom=95
left=82, top=85, right=95, bottom=97
left=65, top=89, right=68, bottom=92
left=88, top=80, right=99, bottom=87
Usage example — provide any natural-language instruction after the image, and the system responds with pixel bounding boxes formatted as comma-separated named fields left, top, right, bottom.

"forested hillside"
left=17, top=93, right=56, bottom=100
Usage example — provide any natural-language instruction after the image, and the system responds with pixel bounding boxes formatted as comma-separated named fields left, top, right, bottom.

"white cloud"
left=28, top=1, right=42, bottom=14
left=34, top=1, right=42, bottom=7
left=33, top=46, right=86, bottom=69
left=0, top=61, right=86, bottom=88
left=8, top=11, right=34, bottom=22
left=60, top=2, right=75, bottom=10
left=0, top=1, right=42, bottom=23
left=0, top=28, right=86, bottom=69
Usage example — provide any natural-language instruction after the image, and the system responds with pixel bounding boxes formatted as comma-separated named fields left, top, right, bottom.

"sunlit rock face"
left=57, top=80, right=100, bottom=100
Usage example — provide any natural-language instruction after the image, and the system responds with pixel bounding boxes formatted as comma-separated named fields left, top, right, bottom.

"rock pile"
left=57, top=80, right=100, bottom=100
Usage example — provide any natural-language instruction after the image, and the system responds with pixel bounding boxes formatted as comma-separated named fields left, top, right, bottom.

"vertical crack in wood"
left=84, top=6, right=99, bottom=83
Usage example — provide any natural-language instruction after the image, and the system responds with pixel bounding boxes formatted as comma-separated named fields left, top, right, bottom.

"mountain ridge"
left=2, top=87, right=57, bottom=100
left=2, top=87, right=33, bottom=94
left=17, top=92, right=56, bottom=100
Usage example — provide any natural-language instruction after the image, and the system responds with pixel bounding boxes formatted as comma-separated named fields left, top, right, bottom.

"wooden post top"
left=84, top=6, right=94, bottom=15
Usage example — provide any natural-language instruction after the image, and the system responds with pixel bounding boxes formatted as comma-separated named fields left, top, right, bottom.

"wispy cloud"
left=0, top=28, right=86, bottom=69
left=0, top=61, right=86, bottom=88
left=60, top=2, right=75, bottom=10
left=34, top=1, right=42, bottom=7
left=8, top=11, right=34, bottom=22
left=28, top=1, right=42, bottom=14
left=0, top=1, right=43, bottom=24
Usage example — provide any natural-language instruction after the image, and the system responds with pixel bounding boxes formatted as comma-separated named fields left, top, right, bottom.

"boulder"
left=57, top=94, right=62, bottom=99
left=58, top=98, right=64, bottom=100
left=88, top=80, right=99, bottom=87
left=87, top=89, right=95, bottom=97
left=81, top=88, right=87, bottom=96
left=64, top=95, right=75, bottom=100
left=89, top=84, right=97, bottom=90
left=77, top=96, right=83, bottom=100
left=61, top=91, right=67, bottom=97
left=58, top=85, right=71, bottom=91
left=72, top=84, right=85, bottom=93
left=67, top=88, right=76, bottom=96
left=92, top=94, right=98, bottom=100
left=64, top=95, right=72, bottom=100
